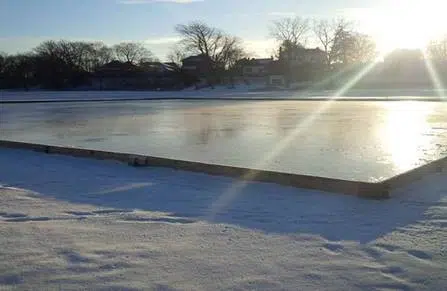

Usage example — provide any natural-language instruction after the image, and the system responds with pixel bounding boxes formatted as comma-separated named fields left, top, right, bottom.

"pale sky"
left=0, top=0, right=446, bottom=60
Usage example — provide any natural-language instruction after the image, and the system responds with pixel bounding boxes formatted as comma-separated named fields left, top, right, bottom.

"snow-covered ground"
left=1, top=88, right=445, bottom=103
left=0, top=148, right=446, bottom=290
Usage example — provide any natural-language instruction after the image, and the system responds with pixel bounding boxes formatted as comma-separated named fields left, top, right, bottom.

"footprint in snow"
left=374, top=243, right=401, bottom=252
left=66, top=209, right=133, bottom=217
left=93, top=209, right=133, bottom=215
left=322, top=242, right=344, bottom=254
left=66, top=211, right=95, bottom=216
left=407, top=250, right=432, bottom=260
left=380, top=266, right=405, bottom=275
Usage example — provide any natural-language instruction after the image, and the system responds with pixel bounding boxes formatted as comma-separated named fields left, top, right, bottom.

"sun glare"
left=360, top=0, right=447, bottom=53
left=381, top=102, right=433, bottom=172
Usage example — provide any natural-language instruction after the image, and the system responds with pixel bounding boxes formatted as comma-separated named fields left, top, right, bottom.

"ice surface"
left=0, top=148, right=446, bottom=290
left=0, top=88, right=445, bottom=102
left=1, top=99, right=446, bottom=181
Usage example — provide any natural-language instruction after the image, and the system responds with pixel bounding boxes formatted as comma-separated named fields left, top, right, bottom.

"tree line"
left=0, top=41, right=155, bottom=89
left=269, top=17, right=377, bottom=68
left=1, top=16, right=446, bottom=90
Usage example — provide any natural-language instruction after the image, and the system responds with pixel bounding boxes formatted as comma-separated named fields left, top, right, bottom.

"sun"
left=359, top=0, right=447, bottom=54
left=375, top=10, right=429, bottom=53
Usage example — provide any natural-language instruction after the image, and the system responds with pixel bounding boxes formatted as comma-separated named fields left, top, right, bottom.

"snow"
left=0, top=148, right=446, bottom=290
left=1, top=88, right=445, bottom=103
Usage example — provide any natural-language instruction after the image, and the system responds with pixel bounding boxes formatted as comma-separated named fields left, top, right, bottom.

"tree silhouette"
left=113, top=42, right=154, bottom=64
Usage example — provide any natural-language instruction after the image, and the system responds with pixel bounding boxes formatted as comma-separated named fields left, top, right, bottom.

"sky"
left=0, top=0, right=446, bottom=60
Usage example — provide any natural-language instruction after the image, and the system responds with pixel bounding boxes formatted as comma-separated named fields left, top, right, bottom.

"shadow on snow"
left=0, top=148, right=445, bottom=244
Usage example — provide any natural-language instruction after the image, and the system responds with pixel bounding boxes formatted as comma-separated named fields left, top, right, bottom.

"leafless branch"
left=269, top=17, right=310, bottom=46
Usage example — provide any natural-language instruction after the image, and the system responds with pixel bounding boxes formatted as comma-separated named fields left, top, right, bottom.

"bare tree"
left=166, top=46, right=185, bottom=68
left=113, top=42, right=154, bottom=64
left=34, top=40, right=115, bottom=72
left=34, top=40, right=60, bottom=59
left=0, top=52, right=7, bottom=75
left=313, top=18, right=352, bottom=69
left=88, top=42, right=114, bottom=70
left=332, top=31, right=377, bottom=65
left=175, top=22, right=216, bottom=57
left=175, top=21, right=246, bottom=70
left=269, top=16, right=310, bottom=47
left=0, top=53, right=36, bottom=90
left=57, top=41, right=93, bottom=71
left=215, top=35, right=247, bottom=69
left=348, top=33, right=377, bottom=64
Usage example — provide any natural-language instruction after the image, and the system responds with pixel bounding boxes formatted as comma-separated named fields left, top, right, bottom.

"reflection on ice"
left=381, top=102, right=434, bottom=172
left=1, top=100, right=446, bottom=182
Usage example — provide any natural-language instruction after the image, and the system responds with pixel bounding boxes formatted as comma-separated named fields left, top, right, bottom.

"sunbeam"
left=422, top=51, right=446, bottom=99
left=205, top=57, right=384, bottom=220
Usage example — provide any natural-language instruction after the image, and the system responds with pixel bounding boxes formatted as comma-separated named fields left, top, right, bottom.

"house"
left=140, top=62, right=178, bottom=73
left=92, top=61, right=181, bottom=90
left=139, top=61, right=181, bottom=89
left=92, top=61, right=143, bottom=90
left=277, top=47, right=326, bottom=85
left=181, top=54, right=212, bottom=77
left=241, top=58, right=273, bottom=77
left=280, top=47, right=326, bottom=67
left=378, top=49, right=432, bottom=88
left=266, top=61, right=286, bottom=87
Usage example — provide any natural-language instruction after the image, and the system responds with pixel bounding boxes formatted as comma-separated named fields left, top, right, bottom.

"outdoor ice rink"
left=1, top=93, right=447, bottom=290
left=1, top=98, right=446, bottom=181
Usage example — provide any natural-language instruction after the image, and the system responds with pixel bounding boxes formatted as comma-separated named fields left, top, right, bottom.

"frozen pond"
left=1, top=100, right=446, bottom=182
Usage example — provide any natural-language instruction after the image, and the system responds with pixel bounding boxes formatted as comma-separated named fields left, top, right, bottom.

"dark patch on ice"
left=407, top=250, right=432, bottom=260
left=99, top=262, right=132, bottom=271
left=1, top=212, right=27, bottom=218
left=112, top=133, right=129, bottom=137
left=304, top=272, right=323, bottom=280
left=0, top=274, right=23, bottom=285
left=59, top=249, right=93, bottom=264
left=5, top=216, right=51, bottom=222
left=66, top=265, right=96, bottom=273
left=135, top=251, right=161, bottom=259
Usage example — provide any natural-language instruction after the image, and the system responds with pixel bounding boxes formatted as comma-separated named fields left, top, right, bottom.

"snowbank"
left=0, top=148, right=446, bottom=290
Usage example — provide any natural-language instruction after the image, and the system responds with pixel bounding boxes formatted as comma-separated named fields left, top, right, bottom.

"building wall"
left=181, top=56, right=212, bottom=78
left=268, top=75, right=285, bottom=87
left=289, top=53, right=326, bottom=66
left=243, top=65, right=268, bottom=76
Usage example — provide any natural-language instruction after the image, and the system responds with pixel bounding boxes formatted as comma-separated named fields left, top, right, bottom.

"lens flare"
left=205, top=57, right=384, bottom=220
left=422, top=51, right=446, bottom=99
